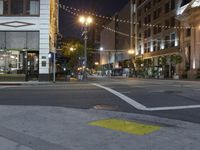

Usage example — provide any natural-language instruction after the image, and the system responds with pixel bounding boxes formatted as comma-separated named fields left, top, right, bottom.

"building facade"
left=100, top=2, right=131, bottom=72
left=100, top=0, right=200, bottom=79
left=0, top=0, right=58, bottom=81
left=177, top=0, right=200, bottom=78
left=135, top=0, right=180, bottom=78
left=100, top=20, right=116, bottom=67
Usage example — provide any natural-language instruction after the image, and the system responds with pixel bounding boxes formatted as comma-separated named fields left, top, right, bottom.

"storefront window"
left=0, top=31, right=39, bottom=75
left=0, top=50, right=22, bottom=74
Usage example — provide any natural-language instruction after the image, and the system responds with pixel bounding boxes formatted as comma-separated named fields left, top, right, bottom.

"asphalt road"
left=0, top=77, right=200, bottom=124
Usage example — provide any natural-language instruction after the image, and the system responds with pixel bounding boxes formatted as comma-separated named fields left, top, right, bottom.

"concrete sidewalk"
left=0, top=106, right=199, bottom=150
left=0, top=81, right=52, bottom=86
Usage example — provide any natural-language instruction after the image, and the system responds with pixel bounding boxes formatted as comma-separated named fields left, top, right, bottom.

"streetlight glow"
left=86, top=17, right=93, bottom=25
left=100, top=47, right=104, bottom=51
left=128, top=49, right=134, bottom=55
left=79, top=16, right=93, bottom=26
left=95, top=62, right=99, bottom=65
left=48, top=53, right=52, bottom=58
left=70, top=47, right=76, bottom=51
left=79, top=16, right=86, bottom=24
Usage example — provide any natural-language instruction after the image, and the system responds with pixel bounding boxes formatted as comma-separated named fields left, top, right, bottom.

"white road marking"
left=92, top=83, right=200, bottom=111
left=92, top=83, right=147, bottom=110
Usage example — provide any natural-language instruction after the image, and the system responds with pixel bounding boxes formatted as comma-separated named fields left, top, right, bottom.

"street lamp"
left=99, top=47, right=104, bottom=51
left=128, top=49, right=135, bottom=55
left=94, top=62, right=99, bottom=66
left=79, top=15, right=93, bottom=80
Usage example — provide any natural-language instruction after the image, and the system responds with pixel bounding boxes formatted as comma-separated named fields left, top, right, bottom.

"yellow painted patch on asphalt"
left=89, top=118, right=161, bottom=135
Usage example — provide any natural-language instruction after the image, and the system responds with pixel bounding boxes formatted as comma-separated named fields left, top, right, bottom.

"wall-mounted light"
left=99, top=47, right=104, bottom=51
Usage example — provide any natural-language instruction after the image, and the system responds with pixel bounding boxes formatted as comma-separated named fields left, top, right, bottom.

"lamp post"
left=79, top=15, right=93, bottom=80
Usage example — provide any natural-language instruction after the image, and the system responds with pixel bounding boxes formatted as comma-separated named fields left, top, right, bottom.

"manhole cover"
left=164, top=90, right=182, bottom=94
left=93, top=104, right=118, bottom=110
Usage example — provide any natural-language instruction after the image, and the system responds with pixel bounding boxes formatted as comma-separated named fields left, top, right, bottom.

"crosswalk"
left=93, top=83, right=200, bottom=111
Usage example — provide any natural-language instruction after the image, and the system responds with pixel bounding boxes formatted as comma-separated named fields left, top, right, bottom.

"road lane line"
left=92, top=83, right=200, bottom=111
left=145, top=105, right=200, bottom=111
left=92, top=83, right=147, bottom=110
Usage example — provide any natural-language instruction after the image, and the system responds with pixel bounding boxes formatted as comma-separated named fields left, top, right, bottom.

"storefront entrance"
left=27, top=52, right=39, bottom=80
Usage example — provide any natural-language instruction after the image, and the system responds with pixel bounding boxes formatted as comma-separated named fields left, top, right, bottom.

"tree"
left=135, top=58, right=144, bottom=77
left=171, top=54, right=183, bottom=77
left=158, top=56, right=167, bottom=66
left=61, top=38, right=95, bottom=72
left=61, top=38, right=83, bottom=72
left=171, top=54, right=182, bottom=65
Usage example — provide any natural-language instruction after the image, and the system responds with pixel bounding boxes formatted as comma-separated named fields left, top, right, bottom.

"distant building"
left=135, top=0, right=180, bottom=78
left=100, top=0, right=200, bottom=79
left=100, top=19, right=116, bottom=68
left=0, top=0, right=58, bottom=81
left=100, top=2, right=131, bottom=71
left=177, top=0, right=200, bottom=78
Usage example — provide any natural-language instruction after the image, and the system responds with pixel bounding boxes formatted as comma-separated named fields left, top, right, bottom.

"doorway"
left=27, top=52, right=39, bottom=80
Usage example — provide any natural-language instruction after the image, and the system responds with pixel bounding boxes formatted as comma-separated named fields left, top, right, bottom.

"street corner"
left=88, top=118, right=161, bottom=136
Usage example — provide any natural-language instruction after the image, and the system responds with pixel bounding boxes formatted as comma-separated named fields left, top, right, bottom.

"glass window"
left=171, top=33, right=175, bottom=47
left=165, top=35, right=170, bottom=49
left=165, top=2, right=170, bottom=13
left=0, top=31, right=39, bottom=75
left=153, top=41, right=157, bottom=51
left=0, top=0, right=3, bottom=15
left=0, top=0, right=8, bottom=15
left=11, top=0, right=24, bottom=15
left=6, top=32, right=26, bottom=49
left=171, top=0, right=175, bottom=10
left=186, top=28, right=191, bottom=37
left=0, top=32, right=5, bottom=49
left=181, top=0, right=192, bottom=7
left=27, top=32, right=39, bottom=50
left=27, top=0, right=39, bottom=15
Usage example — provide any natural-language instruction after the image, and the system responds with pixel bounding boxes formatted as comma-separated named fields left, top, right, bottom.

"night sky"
left=59, top=0, right=129, bottom=39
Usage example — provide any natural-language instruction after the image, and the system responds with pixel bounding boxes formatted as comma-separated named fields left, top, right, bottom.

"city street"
left=0, top=77, right=200, bottom=123
left=0, top=77, right=200, bottom=150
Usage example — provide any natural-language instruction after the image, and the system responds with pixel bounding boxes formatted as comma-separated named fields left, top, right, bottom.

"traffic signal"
left=56, top=34, right=62, bottom=49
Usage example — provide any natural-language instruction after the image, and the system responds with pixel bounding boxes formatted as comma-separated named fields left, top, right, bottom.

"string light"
left=58, top=3, right=199, bottom=30
left=59, top=5, right=182, bottom=43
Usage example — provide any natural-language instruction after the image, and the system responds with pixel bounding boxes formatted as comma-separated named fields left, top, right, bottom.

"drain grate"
left=93, top=104, right=118, bottom=110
